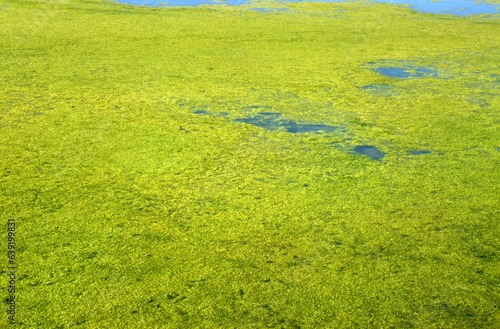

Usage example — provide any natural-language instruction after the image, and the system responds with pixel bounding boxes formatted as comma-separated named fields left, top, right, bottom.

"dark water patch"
left=287, top=123, right=338, bottom=134
left=410, top=150, right=432, bottom=155
left=235, top=113, right=339, bottom=134
left=193, top=110, right=209, bottom=115
left=361, top=84, right=397, bottom=97
left=496, top=147, right=500, bottom=152
left=259, top=112, right=280, bottom=115
left=353, top=145, right=385, bottom=161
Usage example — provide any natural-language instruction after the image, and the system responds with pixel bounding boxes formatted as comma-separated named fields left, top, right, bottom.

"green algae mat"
left=1, top=0, right=499, bottom=327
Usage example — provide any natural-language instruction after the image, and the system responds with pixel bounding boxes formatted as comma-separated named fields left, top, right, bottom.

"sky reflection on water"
left=114, top=0, right=500, bottom=15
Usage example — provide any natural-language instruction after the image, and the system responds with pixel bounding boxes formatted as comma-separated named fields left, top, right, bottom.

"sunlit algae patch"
left=0, top=0, right=499, bottom=328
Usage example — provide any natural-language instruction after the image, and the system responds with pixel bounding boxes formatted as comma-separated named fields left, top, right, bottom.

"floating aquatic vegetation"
left=1, top=0, right=499, bottom=328
left=361, top=84, right=398, bottom=97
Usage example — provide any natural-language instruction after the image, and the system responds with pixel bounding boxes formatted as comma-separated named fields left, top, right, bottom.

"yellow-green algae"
left=478, top=1, right=500, bottom=5
left=0, top=0, right=499, bottom=327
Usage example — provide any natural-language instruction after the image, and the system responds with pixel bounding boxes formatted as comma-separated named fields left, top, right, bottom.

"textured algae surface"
left=0, top=0, right=499, bottom=327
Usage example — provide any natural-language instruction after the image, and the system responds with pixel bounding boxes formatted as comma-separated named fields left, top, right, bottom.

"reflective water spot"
left=353, top=145, right=385, bottom=161
left=373, top=67, right=438, bottom=78
left=410, top=150, right=432, bottom=155
left=193, top=110, right=208, bottom=115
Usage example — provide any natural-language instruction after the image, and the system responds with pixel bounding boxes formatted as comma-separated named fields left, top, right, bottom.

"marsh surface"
left=1, top=0, right=498, bottom=328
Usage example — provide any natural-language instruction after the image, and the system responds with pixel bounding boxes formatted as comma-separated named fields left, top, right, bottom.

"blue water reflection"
left=114, top=0, right=500, bottom=15
left=335, top=0, right=500, bottom=15
left=374, top=67, right=438, bottom=78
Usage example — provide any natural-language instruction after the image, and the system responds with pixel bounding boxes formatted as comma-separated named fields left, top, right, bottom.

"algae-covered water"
left=0, top=0, right=499, bottom=327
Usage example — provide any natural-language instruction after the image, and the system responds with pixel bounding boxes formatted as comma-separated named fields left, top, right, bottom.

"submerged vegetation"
left=0, top=0, right=499, bottom=327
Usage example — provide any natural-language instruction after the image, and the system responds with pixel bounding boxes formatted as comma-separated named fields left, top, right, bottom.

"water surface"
left=114, top=0, right=500, bottom=15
